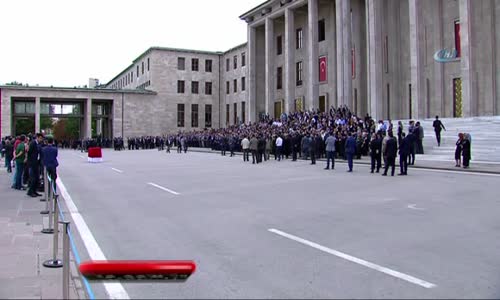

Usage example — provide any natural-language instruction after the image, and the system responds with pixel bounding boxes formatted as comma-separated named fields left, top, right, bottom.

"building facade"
left=1, top=0, right=499, bottom=139
left=241, top=0, right=500, bottom=122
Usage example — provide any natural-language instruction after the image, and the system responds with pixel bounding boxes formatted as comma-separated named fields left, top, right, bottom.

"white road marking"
left=147, top=182, right=180, bottom=195
left=111, top=168, right=124, bottom=173
left=268, top=228, right=437, bottom=289
left=413, top=167, right=500, bottom=177
left=79, top=155, right=85, bottom=159
left=408, top=204, right=426, bottom=211
left=56, top=177, right=130, bottom=299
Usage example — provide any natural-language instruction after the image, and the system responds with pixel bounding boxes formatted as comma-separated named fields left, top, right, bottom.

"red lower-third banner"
left=79, top=260, right=196, bottom=281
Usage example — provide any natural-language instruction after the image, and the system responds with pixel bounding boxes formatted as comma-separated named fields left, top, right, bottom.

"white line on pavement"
left=147, top=182, right=180, bottom=195
left=408, top=204, right=426, bottom=211
left=111, top=168, right=124, bottom=173
left=79, top=155, right=85, bottom=159
left=57, top=177, right=130, bottom=299
left=268, top=228, right=437, bottom=289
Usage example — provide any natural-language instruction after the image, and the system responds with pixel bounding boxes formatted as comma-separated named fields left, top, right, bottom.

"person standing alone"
left=433, top=116, right=446, bottom=147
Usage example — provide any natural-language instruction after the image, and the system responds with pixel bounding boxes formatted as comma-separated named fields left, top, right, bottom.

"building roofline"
left=223, top=42, right=248, bottom=54
left=239, top=0, right=273, bottom=19
left=0, top=85, right=157, bottom=95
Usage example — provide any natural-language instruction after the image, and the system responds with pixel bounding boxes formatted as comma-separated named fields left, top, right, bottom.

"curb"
left=182, top=148, right=500, bottom=175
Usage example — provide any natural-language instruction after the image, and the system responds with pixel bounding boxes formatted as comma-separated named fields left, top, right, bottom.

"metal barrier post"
left=40, top=167, right=47, bottom=202
left=40, top=168, right=49, bottom=214
left=61, top=221, right=71, bottom=299
left=43, top=194, right=62, bottom=268
left=41, top=177, right=54, bottom=233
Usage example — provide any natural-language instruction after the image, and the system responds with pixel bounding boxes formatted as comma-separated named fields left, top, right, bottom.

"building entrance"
left=453, top=78, right=463, bottom=118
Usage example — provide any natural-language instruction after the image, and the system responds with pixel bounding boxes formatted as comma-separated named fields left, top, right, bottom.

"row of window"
left=110, top=57, right=150, bottom=89
left=177, top=81, right=213, bottom=95
left=225, top=102, right=246, bottom=125
left=178, top=58, right=212, bottom=72
left=225, top=77, right=246, bottom=94
left=273, top=20, right=325, bottom=56
left=177, top=104, right=212, bottom=128
left=137, top=80, right=151, bottom=90
left=225, top=52, right=246, bottom=72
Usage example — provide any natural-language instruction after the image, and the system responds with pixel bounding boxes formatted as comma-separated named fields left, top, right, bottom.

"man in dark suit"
left=398, top=133, right=410, bottom=176
left=27, top=134, right=43, bottom=197
left=382, top=131, right=398, bottom=177
left=345, top=133, right=357, bottom=172
left=432, top=116, right=446, bottom=147
left=42, top=137, right=59, bottom=192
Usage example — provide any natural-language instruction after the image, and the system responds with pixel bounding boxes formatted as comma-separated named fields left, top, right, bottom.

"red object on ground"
left=79, top=260, right=196, bottom=281
left=88, top=147, right=102, bottom=158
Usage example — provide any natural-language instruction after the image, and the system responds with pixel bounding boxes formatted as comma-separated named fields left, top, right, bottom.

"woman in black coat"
left=462, top=134, right=471, bottom=169
left=455, top=133, right=463, bottom=167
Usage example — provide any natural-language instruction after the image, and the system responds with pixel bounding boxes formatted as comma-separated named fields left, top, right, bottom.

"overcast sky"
left=0, top=0, right=263, bottom=87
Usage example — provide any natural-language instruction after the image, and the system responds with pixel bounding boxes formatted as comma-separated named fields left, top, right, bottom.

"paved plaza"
left=44, top=149, right=500, bottom=299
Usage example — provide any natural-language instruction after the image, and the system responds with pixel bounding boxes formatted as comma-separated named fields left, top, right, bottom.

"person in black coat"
left=27, top=133, right=44, bottom=197
left=309, top=132, right=317, bottom=165
left=462, top=134, right=471, bottom=169
left=369, top=133, right=382, bottom=173
left=455, top=133, right=463, bottom=167
left=398, top=133, right=410, bottom=176
left=4, top=139, right=13, bottom=173
left=382, top=131, right=398, bottom=177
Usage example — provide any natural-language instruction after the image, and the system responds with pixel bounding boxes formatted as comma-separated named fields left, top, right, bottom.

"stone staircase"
left=405, top=116, right=500, bottom=163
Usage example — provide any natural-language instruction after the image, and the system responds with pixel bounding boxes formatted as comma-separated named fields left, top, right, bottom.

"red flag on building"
left=319, top=56, right=327, bottom=82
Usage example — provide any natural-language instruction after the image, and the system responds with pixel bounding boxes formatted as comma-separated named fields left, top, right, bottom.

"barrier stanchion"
left=43, top=193, right=62, bottom=268
left=41, top=177, right=54, bottom=233
left=40, top=168, right=49, bottom=214
left=61, top=221, right=71, bottom=299
left=40, top=167, right=47, bottom=202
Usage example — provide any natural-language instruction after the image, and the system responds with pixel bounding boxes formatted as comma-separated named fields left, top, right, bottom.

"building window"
left=191, top=104, right=199, bottom=127
left=131, top=71, right=133, bottom=81
left=226, top=104, right=230, bottom=125
left=455, top=20, right=461, bottom=57
left=226, top=58, right=230, bottom=72
left=241, top=52, right=246, bottom=67
left=205, top=104, right=212, bottom=128
left=241, top=101, right=246, bottom=124
left=277, top=35, right=283, bottom=55
left=277, top=67, right=283, bottom=90
left=205, top=82, right=212, bottom=95
left=234, top=55, right=238, bottom=69
left=177, top=104, right=185, bottom=127
left=296, top=28, right=303, bottom=49
left=205, top=59, right=212, bottom=72
left=192, top=58, right=199, bottom=71
left=234, top=79, right=237, bottom=93
left=142, top=61, right=144, bottom=74
left=147, top=58, right=150, bottom=71
left=296, top=61, right=303, bottom=86
left=234, top=103, right=238, bottom=124
left=226, top=81, right=230, bottom=94
left=137, top=65, right=139, bottom=77
left=192, top=81, right=199, bottom=94
left=177, top=80, right=185, bottom=94
left=178, top=57, right=186, bottom=70
left=318, top=19, right=326, bottom=42
left=242, top=77, right=246, bottom=91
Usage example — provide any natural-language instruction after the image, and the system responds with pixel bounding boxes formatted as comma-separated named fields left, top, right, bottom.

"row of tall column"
left=247, top=0, right=478, bottom=121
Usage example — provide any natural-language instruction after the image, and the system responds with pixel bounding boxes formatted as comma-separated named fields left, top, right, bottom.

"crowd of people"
left=1, top=106, right=473, bottom=183
left=0, top=134, right=59, bottom=197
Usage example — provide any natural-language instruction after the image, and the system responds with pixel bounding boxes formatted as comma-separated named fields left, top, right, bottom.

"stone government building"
left=1, top=0, right=499, bottom=140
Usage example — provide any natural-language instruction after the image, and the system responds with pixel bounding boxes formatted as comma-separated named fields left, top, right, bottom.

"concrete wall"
left=221, top=45, right=248, bottom=126
left=150, top=49, right=220, bottom=133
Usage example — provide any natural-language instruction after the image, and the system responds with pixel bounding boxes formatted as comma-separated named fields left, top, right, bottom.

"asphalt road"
left=57, top=149, right=500, bottom=299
